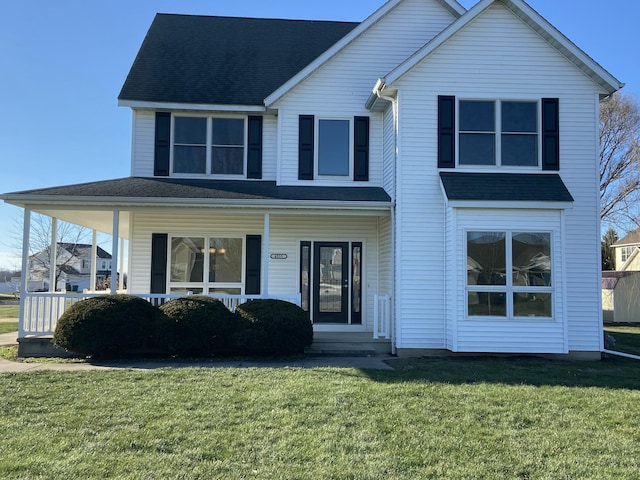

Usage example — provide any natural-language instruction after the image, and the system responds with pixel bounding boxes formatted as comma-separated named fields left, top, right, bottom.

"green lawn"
left=1, top=358, right=639, bottom=479
left=0, top=304, right=19, bottom=319
left=605, top=325, right=640, bottom=356
left=0, top=322, right=18, bottom=335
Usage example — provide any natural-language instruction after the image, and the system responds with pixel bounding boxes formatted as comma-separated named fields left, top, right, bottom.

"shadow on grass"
left=358, top=355, right=640, bottom=390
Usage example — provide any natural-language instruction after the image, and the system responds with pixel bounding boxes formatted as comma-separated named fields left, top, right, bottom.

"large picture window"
left=169, top=236, right=243, bottom=294
left=459, top=100, right=538, bottom=167
left=173, top=116, right=245, bottom=176
left=467, top=231, right=552, bottom=318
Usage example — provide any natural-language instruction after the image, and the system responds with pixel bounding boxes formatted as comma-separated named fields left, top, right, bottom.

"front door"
left=313, top=242, right=349, bottom=323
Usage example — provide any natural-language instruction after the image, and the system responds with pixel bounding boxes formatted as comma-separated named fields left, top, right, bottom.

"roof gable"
left=381, top=0, right=622, bottom=96
left=613, top=228, right=640, bottom=247
left=118, top=14, right=358, bottom=107
left=264, top=0, right=466, bottom=106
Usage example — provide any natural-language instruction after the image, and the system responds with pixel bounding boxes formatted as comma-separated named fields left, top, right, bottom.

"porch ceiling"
left=26, top=208, right=131, bottom=239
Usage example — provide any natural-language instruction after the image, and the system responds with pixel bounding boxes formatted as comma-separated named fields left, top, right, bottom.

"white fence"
left=19, top=292, right=302, bottom=337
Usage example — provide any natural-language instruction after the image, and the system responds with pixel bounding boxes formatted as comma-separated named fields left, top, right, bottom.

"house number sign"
left=270, top=253, right=288, bottom=260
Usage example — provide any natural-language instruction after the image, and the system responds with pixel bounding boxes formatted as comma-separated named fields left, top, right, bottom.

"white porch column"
left=90, top=230, right=98, bottom=291
left=110, top=210, right=119, bottom=294
left=263, top=213, right=270, bottom=297
left=48, top=217, right=57, bottom=292
left=118, top=237, right=125, bottom=290
left=19, top=208, right=31, bottom=338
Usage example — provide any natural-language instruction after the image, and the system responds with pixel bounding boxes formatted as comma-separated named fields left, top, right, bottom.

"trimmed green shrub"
left=235, top=299, right=313, bottom=355
left=53, top=295, right=165, bottom=357
left=159, top=296, right=236, bottom=356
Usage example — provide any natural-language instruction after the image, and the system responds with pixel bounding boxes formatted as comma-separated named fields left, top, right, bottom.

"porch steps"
left=306, top=332, right=392, bottom=357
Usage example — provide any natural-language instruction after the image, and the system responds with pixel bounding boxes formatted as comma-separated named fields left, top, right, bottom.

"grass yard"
left=0, top=322, right=18, bottom=335
left=1, top=357, right=639, bottom=479
left=0, top=304, right=19, bottom=319
left=604, top=325, right=640, bottom=356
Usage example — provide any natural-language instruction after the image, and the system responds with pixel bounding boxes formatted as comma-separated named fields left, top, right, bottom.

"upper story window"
left=298, top=115, right=369, bottom=182
left=459, top=100, right=538, bottom=167
left=317, top=119, right=351, bottom=177
left=438, top=96, right=558, bottom=171
left=620, top=246, right=636, bottom=263
left=173, top=116, right=245, bottom=176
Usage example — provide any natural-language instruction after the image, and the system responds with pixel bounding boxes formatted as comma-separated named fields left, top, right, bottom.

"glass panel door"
left=313, top=242, right=349, bottom=323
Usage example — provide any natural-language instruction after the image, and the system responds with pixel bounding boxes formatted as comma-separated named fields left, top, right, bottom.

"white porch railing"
left=19, top=292, right=302, bottom=337
left=373, top=294, right=392, bottom=339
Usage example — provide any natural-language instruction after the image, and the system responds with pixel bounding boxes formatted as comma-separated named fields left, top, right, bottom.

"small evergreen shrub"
left=235, top=299, right=313, bottom=355
left=53, top=295, right=164, bottom=357
left=159, top=296, right=236, bottom=356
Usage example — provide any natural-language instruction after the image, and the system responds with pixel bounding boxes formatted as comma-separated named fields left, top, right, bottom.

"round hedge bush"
left=235, top=299, right=313, bottom=355
left=159, top=296, right=236, bottom=356
left=53, top=294, right=165, bottom=357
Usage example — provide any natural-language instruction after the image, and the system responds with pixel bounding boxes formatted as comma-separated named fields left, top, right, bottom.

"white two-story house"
left=2, top=0, right=622, bottom=358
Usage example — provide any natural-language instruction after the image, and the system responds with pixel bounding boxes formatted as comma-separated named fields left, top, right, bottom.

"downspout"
left=375, top=80, right=398, bottom=355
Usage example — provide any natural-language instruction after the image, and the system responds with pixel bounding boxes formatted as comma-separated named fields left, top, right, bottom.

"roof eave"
left=2, top=194, right=392, bottom=212
left=118, top=99, right=268, bottom=113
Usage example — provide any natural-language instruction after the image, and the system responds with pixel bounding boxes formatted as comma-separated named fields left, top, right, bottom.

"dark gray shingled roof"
left=5, top=177, right=391, bottom=204
left=118, top=14, right=359, bottom=106
left=439, top=172, right=574, bottom=203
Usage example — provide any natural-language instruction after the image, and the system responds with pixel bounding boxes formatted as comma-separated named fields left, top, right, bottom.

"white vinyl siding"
left=131, top=110, right=155, bottom=177
left=392, top=3, right=601, bottom=352
left=382, top=105, right=395, bottom=198
left=273, top=0, right=456, bottom=186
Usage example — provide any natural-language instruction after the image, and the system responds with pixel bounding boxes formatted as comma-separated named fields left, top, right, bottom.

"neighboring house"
left=612, top=229, right=640, bottom=271
left=602, top=271, right=640, bottom=323
left=1, top=0, right=623, bottom=358
left=28, top=243, right=112, bottom=292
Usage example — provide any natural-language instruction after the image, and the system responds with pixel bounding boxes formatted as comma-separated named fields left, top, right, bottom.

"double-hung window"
left=173, top=116, right=245, bottom=176
left=466, top=231, right=552, bottom=319
left=169, top=236, right=244, bottom=295
left=459, top=100, right=538, bottom=167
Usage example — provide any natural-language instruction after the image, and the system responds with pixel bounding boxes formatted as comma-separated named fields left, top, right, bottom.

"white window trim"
left=464, top=229, right=554, bottom=321
left=170, top=114, right=248, bottom=178
left=456, top=98, right=541, bottom=170
left=167, top=235, right=245, bottom=294
left=314, top=117, right=354, bottom=181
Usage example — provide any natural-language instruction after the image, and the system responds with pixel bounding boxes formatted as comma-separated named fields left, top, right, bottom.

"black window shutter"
left=438, top=96, right=456, bottom=168
left=154, top=112, right=171, bottom=176
left=542, top=98, right=560, bottom=171
left=354, top=116, right=370, bottom=181
left=150, top=233, right=168, bottom=294
left=247, top=116, right=263, bottom=179
left=245, top=235, right=261, bottom=295
left=298, top=115, right=314, bottom=180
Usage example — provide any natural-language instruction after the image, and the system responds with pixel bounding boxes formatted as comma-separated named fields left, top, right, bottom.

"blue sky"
left=0, top=0, right=638, bottom=269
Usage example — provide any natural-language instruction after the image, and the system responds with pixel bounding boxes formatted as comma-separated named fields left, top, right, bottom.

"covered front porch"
left=4, top=179, right=394, bottom=355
